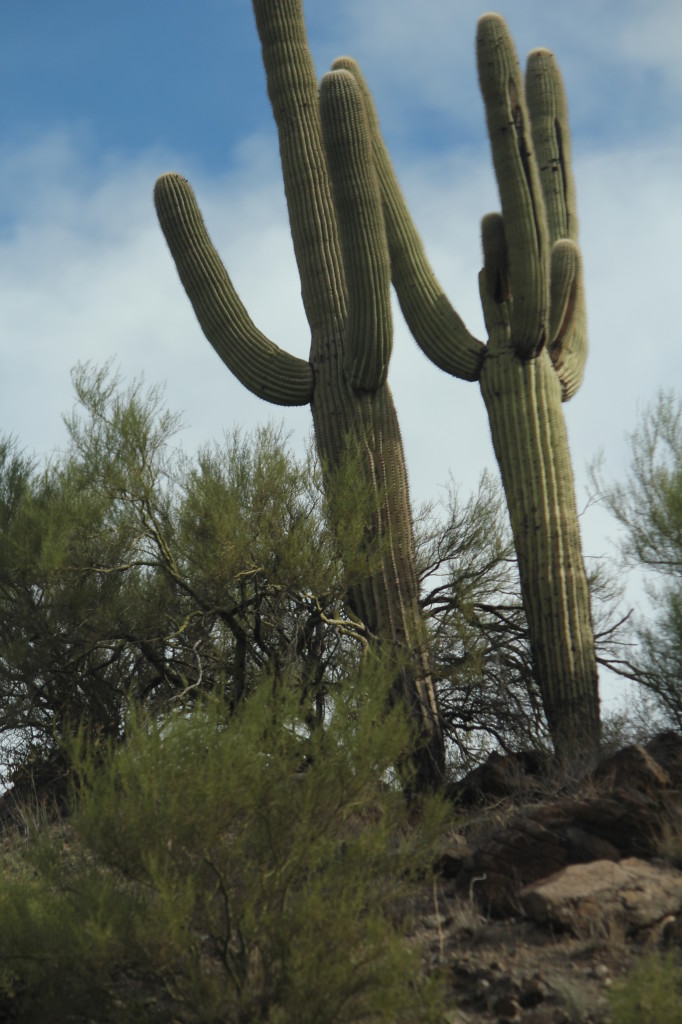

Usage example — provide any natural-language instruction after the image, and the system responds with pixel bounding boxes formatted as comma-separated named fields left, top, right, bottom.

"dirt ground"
left=410, top=866, right=652, bottom=1023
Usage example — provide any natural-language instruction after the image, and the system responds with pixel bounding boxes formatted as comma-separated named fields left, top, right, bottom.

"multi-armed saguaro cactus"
left=338, top=15, right=599, bottom=763
left=153, top=0, right=444, bottom=786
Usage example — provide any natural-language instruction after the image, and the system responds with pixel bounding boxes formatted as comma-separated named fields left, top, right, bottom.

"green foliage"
left=608, top=952, right=682, bottom=1024
left=596, top=391, right=682, bottom=576
left=0, top=362, right=627, bottom=788
left=593, top=390, right=682, bottom=728
left=0, top=363, right=361, bottom=784
left=0, top=666, right=449, bottom=1023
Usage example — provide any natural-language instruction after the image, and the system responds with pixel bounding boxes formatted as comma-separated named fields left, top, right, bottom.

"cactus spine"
left=153, top=0, right=444, bottom=786
left=341, top=15, right=600, bottom=763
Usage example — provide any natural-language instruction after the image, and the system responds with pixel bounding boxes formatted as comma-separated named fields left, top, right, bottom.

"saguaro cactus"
left=339, top=14, right=600, bottom=763
left=153, top=0, right=444, bottom=785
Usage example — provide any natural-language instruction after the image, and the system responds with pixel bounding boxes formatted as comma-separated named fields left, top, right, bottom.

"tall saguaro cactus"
left=340, top=15, right=599, bottom=763
left=153, top=0, right=444, bottom=785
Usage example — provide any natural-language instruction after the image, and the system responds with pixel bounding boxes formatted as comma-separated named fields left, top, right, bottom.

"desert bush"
left=0, top=661, right=449, bottom=1022
left=592, top=390, right=682, bottom=727
left=0, top=363, right=360, bottom=787
left=608, top=952, right=682, bottom=1024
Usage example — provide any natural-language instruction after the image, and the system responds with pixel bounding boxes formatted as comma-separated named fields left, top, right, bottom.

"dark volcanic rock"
left=448, top=750, right=544, bottom=807
left=446, top=734, right=682, bottom=918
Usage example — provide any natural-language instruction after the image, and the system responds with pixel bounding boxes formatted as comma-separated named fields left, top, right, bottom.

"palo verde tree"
left=593, top=391, right=682, bottom=729
left=336, top=16, right=600, bottom=764
left=153, top=0, right=444, bottom=785
left=0, top=365, right=369, bottom=786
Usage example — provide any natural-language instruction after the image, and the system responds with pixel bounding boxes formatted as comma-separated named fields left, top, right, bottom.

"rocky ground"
left=414, top=731, right=682, bottom=1022
left=2, top=733, right=682, bottom=1022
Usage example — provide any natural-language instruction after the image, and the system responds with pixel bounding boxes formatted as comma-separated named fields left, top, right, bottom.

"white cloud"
left=306, top=0, right=682, bottom=160
left=616, top=0, right=682, bottom=91
left=3, top=120, right=678, bottom=520
left=0, top=131, right=312, bottom=461
left=2, top=55, right=679, bottom=710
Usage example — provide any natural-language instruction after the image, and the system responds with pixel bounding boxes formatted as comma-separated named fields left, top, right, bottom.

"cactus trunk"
left=154, top=0, right=444, bottom=786
left=339, top=16, right=601, bottom=764
left=480, top=344, right=599, bottom=758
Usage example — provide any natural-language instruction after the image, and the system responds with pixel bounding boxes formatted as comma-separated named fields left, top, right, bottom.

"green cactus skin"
left=342, top=16, right=599, bottom=763
left=153, top=0, right=444, bottom=786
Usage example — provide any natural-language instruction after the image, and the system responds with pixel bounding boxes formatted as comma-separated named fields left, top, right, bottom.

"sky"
left=2, top=0, right=681, bottom=712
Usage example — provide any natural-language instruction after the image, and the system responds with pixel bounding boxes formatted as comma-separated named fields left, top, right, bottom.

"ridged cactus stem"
left=341, top=15, right=600, bottom=763
left=154, top=0, right=444, bottom=786
left=480, top=276, right=599, bottom=756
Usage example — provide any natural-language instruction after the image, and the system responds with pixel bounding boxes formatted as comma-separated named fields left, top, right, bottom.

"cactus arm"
left=476, top=15, right=549, bottom=360
left=252, top=0, right=346, bottom=340
left=332, top=57, right=486, bottom=382
left=320, top=69, right=392, bottom=391
left=154, top=173, right=313, bottom=406
left=525, top=50, right=577, bottom=247
left=549, top=239, right=586, bottom=399
left=525, top=48, right=587, bottom=398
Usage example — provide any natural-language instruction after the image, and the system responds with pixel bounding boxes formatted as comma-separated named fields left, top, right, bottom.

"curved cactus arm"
left=154, top=0, right=446, bottom=787
left=526, top=48, right=587, bottom=398
left=320, top=69, right=392, bottom=392
left=332, top=56, right=486, bottom=382
left=154, top=173, right=313, bottom=406
left=476, top=14, right=549, bottom=360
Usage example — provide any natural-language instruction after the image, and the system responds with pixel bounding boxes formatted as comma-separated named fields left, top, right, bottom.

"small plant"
left=608, top=952, right=682, bottom=1024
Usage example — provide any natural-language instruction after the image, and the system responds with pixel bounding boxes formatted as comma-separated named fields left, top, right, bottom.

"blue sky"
left=2, top=1, right=682, bottom=710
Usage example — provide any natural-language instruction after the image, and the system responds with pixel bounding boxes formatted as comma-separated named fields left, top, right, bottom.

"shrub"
left=0, top=663, right=449, bottom=1022
left=608, top=952, right=682, bottom=1024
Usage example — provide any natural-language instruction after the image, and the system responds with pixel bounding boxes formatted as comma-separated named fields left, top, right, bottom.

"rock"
left=456, top=817, right=569, bottom=915
left=520, top=857, right=682, bottom=938
left=646, top=731, right=682, bottom=786
left=447, top=739, right=682, bottom=915
left=493, top=994, right=522, bottom=1020
left=593, top=742, right=671, bottom=793
left=519, top=975, right=549, bottom=1008
left=436, top=833, right=475, bottom=878
left=535, top=790, right=666, bottom=859
left=448, top=750, right=544, bottom=806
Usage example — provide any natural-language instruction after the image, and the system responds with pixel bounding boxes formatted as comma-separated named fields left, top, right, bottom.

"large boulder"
left=520, top=857, right=682, bottom=939
left=447, top=734, right=682, bottom=917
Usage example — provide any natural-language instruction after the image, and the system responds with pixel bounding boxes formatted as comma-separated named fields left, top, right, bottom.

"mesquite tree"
left=153, top=0, right=443, bottom=785
left=340, top=15, right=600, bottom=763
